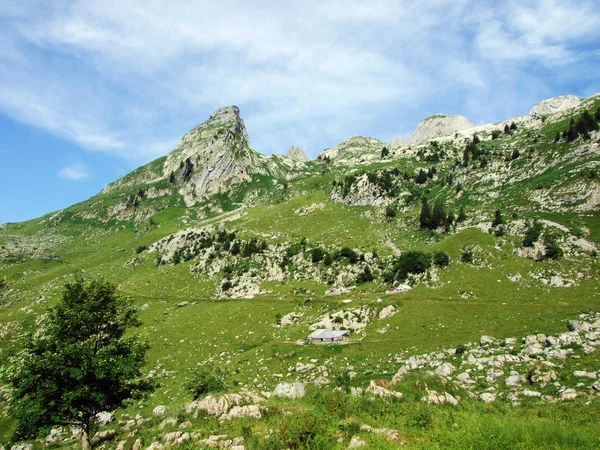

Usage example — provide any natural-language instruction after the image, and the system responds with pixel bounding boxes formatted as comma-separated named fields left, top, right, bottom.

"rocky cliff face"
left=163, top=106, right=268, bottom=206
left=530, top=95, right=580, bottom=117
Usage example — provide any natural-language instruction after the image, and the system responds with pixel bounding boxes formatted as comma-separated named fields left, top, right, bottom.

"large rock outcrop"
left=163, top=106, right=268, bottom=205
left=316, top=136, right=386, bottom=166
left=530, top=95, right=580, bottom=117
left=391, top=114, right=474, bottom=148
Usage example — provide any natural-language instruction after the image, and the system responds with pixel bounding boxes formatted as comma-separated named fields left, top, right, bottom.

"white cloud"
left=0, top=0, right=598, bottom=161
left=58, top=162, right=90, bottom=181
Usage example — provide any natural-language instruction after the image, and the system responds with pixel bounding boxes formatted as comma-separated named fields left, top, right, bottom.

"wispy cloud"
left=0, top=0, right=599, bottom=160
left=58, top=162, right=90, bottom=181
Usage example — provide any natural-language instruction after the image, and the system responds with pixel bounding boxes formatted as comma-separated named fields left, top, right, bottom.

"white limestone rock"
left=378, top=305, right=397, bottom=320
left=391, top=114, right=474, bottom=147
left=273, top=382, right=305, bottom=399
left=530, top=95, right=580, bottom=117
left=480, top=393, right=496, bottom=403
left=435, top=362, right=456, bottom=378
left=220, top=405, right=262, bottom=421
left=286, top=145, right=309, bottom=162
left=152, top=405, right=167, bottom=416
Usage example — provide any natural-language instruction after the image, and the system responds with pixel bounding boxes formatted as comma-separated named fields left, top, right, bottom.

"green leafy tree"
left=388, top=251, right=432, bottom=282
left=381, top=146, right=389, bottom=158
left=457, top=206, right=467, bottom=223
left=1, top=278, right=154, bottom=448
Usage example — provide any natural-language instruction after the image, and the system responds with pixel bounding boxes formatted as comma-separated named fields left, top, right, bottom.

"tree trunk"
left=81, top=420, right=92, bottom=450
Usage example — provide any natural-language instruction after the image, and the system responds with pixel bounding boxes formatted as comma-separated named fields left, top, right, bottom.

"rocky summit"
left=391, top=114, right=475, bottom=147
left=2, top=92, right=600, bottom=448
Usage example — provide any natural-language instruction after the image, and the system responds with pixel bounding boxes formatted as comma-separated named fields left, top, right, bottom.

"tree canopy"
left=1, top=277, right=155, bottom=448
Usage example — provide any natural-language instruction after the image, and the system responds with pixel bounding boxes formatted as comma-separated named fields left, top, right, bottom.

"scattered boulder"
left=480, top=335, right=496, bottom=346
left=220, top=405, right=262, bottom=421
left=186, top=394, right=244, bottom=417
left=95, top=411, right=115, bottom=426
left=93, top=429, right=116, bottom=443
left=273, top=382, right=305, bottom=399
left=378, top=305, right=397, bottom=320
left=560, top=388, right=578, bottom=400
left=348, top=436, right=367, bottom=448
left=435, top=362, right=456, bottom=378
left=423, top=390, right=459, bottom=405
left=506, top=374, right=525, bottom=387
left=325, top=287, right=351, bottom=296
left=153, top=405, right=167, bottom=416
left=480, top=393, right=496, bottom=403
left=573, top=371, right=597, bottom=379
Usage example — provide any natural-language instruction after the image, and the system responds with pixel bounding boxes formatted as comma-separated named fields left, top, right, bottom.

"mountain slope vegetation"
left=1, top=94, right=600, bottom=448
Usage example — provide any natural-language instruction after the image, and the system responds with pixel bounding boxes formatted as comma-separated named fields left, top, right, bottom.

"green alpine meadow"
left=1, top=94, right=600, bottom=449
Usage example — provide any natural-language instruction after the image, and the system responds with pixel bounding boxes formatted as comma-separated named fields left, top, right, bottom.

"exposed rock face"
left=273, top=382, right=305, bottom=399
left=163, top=106, right=268, bottom=205
left=391, top=114, right=474, bottom=147
left=286, top=145, right=309, bottom=162
left=316, top=136, right=386, bottom=166
left=530, top=95, right=580, bottom=117
left=331, top=173, right=389, bottom=206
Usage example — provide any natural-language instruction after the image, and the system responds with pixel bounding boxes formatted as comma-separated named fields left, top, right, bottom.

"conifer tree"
left=419, top=197, right=431, bottom=229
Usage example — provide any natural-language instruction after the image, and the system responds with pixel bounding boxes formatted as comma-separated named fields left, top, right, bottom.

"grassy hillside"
left=1, top=98, right=600, bottom=448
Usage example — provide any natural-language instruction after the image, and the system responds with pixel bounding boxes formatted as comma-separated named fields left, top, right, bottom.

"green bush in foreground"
left=185, top=366, right=227, bottom=399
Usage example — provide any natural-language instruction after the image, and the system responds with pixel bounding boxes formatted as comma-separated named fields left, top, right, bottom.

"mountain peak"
left=286, top=145, right=309, bottom=162
left=209, top=105, right=241, bottom=124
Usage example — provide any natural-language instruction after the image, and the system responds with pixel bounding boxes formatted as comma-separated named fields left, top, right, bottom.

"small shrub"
left=461, top=247, right=474, bottom=264
left=523, top=221, right=543, bottom=247
left=390, top=251, right=432, bottom=282
left=433, top=250, right=450, bottom=268
left=311, top=247, right=326, bottom=263
left=185, top=366, right=227, bottom=399
left=339, top=247, right=358, bottom=264
left=543, top=233, right=563, bottom=260
left=385, top=204, right=397, bottom=218
left=356, top=266, right=374, bottom=284
left=135, top=245, right=148, bottom=254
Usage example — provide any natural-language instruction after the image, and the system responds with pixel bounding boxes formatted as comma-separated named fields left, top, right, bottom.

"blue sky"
left=1, top=0, right=599, bottom=224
